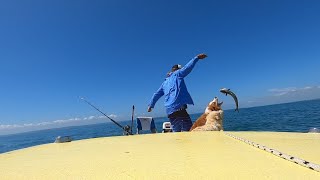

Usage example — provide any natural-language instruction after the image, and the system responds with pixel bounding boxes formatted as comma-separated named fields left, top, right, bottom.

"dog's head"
left=205, top=97, right=223, bottom=114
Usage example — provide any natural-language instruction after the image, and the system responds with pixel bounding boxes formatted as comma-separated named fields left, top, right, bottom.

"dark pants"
left=168, top=109, right=193, bottom=132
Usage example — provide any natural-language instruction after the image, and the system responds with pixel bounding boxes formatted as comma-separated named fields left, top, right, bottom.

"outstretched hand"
left=197, top=53, right=207, bottom=59
left=147, top=106, right=152, bottom=112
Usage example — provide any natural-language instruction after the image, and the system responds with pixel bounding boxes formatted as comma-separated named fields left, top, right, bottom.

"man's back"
left=162, top=71, right=193, bottom=114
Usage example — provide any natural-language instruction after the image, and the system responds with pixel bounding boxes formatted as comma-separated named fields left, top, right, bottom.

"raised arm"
left=177, top=53, right=207, bottom=78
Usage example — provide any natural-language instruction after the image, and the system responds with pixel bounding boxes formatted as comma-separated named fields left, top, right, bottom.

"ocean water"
left=0, top=99, right=319, bottom=154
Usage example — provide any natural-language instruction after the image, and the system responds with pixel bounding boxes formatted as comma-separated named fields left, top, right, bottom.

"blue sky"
left=1, top=0, right=320, bottom=134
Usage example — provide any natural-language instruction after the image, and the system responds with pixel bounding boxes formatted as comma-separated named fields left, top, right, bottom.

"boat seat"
left=136, top=117, right=157, bottom=134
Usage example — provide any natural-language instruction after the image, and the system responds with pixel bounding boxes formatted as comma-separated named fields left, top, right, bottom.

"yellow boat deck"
left=0, top=131, right=319, bottom=179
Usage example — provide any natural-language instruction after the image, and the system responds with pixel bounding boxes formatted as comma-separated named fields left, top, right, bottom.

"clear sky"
left=1, top=0, right=320, bottom=134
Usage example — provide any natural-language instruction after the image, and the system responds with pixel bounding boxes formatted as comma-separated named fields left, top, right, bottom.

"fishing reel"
left=123, top=125, right=132, bottom=136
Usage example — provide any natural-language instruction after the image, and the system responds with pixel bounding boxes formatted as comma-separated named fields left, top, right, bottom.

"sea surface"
left=1, top=99, right=319, bottom=154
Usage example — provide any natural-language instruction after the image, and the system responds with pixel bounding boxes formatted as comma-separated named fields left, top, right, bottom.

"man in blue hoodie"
left=147, top=53, right=207, bottom=132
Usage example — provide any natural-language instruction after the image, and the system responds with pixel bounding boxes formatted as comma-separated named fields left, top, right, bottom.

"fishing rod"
left=131, top=105, right=135, bottom=134
left=80, top=97, right=132, bottom=135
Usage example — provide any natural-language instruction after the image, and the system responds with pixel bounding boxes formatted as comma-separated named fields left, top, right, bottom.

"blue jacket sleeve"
left=177, top=56, right=199, bottom=78
left=148, top=85, right=164, bottom=108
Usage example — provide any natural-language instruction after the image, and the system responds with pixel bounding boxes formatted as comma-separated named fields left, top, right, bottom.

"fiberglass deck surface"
left=0, top=131, right=319, bottom=179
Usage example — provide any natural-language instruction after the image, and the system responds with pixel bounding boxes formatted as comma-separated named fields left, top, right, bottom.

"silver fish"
left=220, top=88, right=239, bottom=112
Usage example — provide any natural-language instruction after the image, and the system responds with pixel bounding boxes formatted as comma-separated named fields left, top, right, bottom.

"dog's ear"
left=212, top=97, right=218, bottom=105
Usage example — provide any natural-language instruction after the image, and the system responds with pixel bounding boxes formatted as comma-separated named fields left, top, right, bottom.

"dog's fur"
left=190, top=97, right=224, bottom=131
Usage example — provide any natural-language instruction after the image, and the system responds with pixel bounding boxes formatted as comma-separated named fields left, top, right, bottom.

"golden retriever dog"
left=190, top=97, right=224, bottom=131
